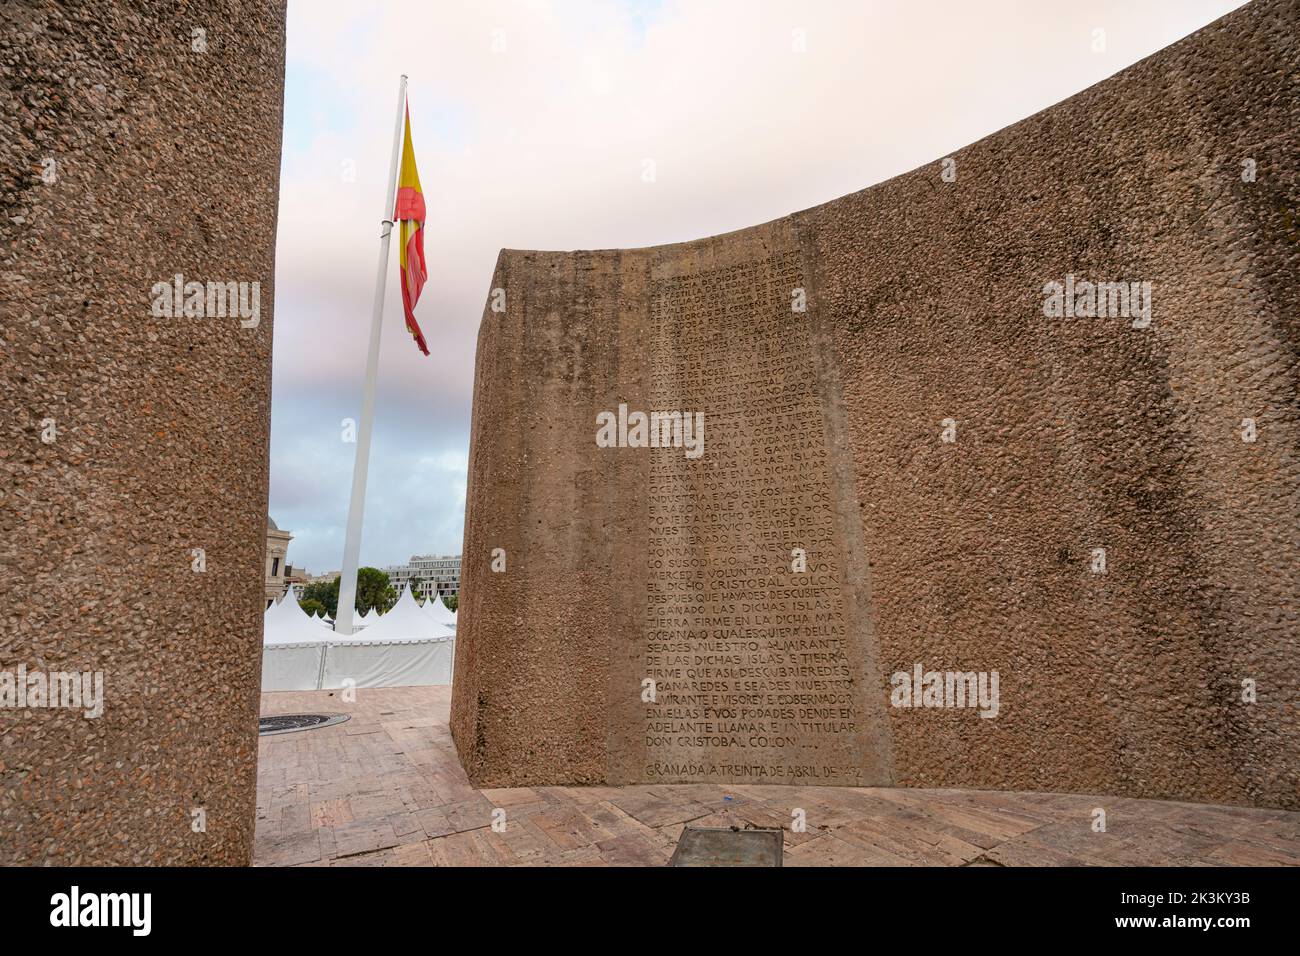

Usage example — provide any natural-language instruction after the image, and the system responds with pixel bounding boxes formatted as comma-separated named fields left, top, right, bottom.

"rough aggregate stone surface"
left=1, top=0, right=286, bottom=864
left=451, top=0, right=1299, bottom=810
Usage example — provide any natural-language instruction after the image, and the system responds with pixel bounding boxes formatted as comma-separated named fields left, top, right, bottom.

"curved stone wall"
left=452, top=0, right=1298, bottom=809
left=0, top=2, right=286, bottom=863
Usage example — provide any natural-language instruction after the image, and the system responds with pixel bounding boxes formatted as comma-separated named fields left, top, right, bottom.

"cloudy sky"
left=269, top=0, right=1244, bottom=575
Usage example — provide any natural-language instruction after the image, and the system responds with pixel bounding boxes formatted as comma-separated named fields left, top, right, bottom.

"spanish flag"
left=394, top=104, right=429, bottom=355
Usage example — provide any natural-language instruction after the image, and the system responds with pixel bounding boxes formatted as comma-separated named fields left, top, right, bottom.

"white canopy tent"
left=321, top=585, right=454, bottom=689
left=264, top=589, right=328, bottom=641
left=261, top=589, right=328, bottom=691
left=422, top=592, right=457, bottom=632
left=261, top=585, right=454, bottom=691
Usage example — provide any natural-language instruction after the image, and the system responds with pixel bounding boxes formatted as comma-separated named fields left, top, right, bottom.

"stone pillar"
left=0, top=1, right=286, bottom=864
left=451, top=0, right=1298, bottom=809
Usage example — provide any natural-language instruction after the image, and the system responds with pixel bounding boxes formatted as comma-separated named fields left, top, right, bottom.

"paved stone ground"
left=255, top=687, right=1300, bottom=867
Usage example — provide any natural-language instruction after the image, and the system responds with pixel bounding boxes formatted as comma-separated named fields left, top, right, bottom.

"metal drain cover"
left=258, top=713, right=350, bottom=736
left=669, top=826, right=784, bottom=867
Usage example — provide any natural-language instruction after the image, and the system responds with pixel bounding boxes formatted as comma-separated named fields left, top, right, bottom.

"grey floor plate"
left=669, top=826, right=784, bottom=867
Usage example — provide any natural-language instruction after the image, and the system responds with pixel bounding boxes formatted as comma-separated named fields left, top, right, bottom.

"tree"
left=301, top=578, right=339, bottom=617
left=299, top=598, right=326, bottom=618
left=444, top=592, right=458, bottom=612
left=356, top=567, right=397, bottom=614
left=299, top=568, right=395, bottom=617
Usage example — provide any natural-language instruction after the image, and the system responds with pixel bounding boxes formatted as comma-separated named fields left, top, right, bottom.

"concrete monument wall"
left=0, top=1, right=286, bottom=863
left=452, top=0, right=1299, bottom=809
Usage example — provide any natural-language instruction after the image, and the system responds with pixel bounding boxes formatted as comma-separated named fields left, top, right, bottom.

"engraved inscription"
left=643, top=251, right=862, bottom=783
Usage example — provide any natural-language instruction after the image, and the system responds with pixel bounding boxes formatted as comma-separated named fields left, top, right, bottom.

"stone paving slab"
left=255, top=687, right=1300, bottom=868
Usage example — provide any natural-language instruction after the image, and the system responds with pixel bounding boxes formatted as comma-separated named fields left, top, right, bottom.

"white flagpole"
left=336, top=74, right=407, bottom=636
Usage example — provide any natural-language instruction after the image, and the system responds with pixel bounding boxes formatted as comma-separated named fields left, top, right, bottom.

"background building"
left=291, top=570, right=338, bottom=601
left=265, top=518, right=319, bottom=603
left=284, top=564, right=310, bottom=600
left=265, top=516, right=293, bottom=607
left=383, top=554, right=461, bottom=600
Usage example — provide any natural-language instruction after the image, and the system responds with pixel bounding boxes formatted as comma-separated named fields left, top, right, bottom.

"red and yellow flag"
left=394, top=104, right=429, bottom=355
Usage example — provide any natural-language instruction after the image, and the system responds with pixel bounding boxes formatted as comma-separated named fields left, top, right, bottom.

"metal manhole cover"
left=669, top=826, right=784, bottom=867
left=258, top=713, right=351, bottom=736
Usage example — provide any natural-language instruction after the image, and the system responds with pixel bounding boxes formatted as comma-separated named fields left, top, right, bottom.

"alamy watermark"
left=596, top=403, right=704, bottom=459
left=150, top=273, right=260, bottom=327
left=1, top=666, right=103, bottom=718
left=1042, top=274, right=1152, bottom=328
left=890, top=664, right=999, bottom=718
left=50, top=886, right=150, bottom=936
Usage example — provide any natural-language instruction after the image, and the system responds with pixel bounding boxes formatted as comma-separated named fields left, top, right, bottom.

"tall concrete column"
left=0, top=1, right=287, bottom=864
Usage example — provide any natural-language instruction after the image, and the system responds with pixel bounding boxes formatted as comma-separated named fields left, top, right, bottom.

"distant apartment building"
left=383, top=554, right=461, bottom=600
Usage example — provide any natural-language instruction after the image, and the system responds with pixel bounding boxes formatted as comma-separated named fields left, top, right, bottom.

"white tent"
left=321, top=585, right=454, bottom=689
left=261, top=589, right=328, bottom=691
left=354, top=586, right=445, bottom=641
left=264, top=588, right=329, bottom=645
left=422, top=591, right=457, bottom=632
left=262, top=585, right=454, bottom=691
